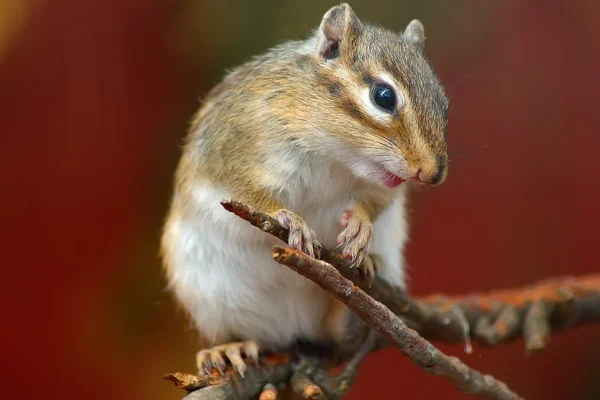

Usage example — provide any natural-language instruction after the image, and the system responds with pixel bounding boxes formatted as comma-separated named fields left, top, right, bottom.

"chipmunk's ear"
left=316, top=3, right=362, bottom=59
left=403, top=20, right=426, bottom=50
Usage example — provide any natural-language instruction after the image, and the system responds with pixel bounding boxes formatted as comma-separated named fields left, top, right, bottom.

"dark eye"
left=372, top=84, right=396, bottom=112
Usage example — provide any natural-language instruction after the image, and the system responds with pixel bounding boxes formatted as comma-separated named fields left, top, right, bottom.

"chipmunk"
left=161, top=3, right=448, bottom=376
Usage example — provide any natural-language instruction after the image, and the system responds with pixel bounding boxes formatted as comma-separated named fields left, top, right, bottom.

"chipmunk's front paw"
left=337, top=209, right=373, bottom=269
left=274, top=209, right=321, bottom=258
left=196, top=340, right=259, bottom=378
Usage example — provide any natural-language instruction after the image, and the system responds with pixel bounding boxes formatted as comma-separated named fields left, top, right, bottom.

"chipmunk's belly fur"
left=164, top=180, right=409, bottom=350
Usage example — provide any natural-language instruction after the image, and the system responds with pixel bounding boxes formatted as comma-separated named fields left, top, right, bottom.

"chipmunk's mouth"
left=371, top=163, right=406, bottom=188
left=380, top=169, right=406, bottom=188
left=354, top=159, right=408, bottom=189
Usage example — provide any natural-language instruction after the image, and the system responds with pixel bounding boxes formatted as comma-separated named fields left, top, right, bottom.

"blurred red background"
left=1, top=0, right=599, bottom=399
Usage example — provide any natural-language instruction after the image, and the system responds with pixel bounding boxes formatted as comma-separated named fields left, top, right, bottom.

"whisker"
left=448, top=72, right=472, bottom=98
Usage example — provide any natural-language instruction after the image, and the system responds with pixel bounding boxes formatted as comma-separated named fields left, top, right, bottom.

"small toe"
left=196, top=350, right=212, bottom=376
left=225, top=344, right=246, bottom=378
left=243, top=340, right=260, bottom=363
left=210, top=350, right=226, bottom=375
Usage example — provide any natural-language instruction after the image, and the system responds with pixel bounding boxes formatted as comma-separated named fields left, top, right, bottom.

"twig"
left=337, top=328, right=377, bottom=383
left=164, top=372, right=208, bottom=392
left=523, top=300, right=553, bottom=354
left=258, top=383, right=278, bottom=400
left=309, top=329, right=379, bottom=400
left=290, top=370, right=324, bottom=399
left=273, top=246, right=522, bottom=400
left=176, top=358, right=291, bottom=400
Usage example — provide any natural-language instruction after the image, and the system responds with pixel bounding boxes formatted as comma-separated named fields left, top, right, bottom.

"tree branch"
left=419, top=274, right=600, bottom=352
left=164, top=200, right=600, bottom=399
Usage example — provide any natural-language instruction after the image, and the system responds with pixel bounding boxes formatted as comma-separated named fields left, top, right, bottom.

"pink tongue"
left=382, top=170, right=405, bottom=188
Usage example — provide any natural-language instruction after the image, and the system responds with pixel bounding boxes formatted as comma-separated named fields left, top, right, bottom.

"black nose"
left=427, top=170, right=443, bottom=185
left=418, top=156, right=447, bottom=185
left=434, top=155, right=448, bottom=184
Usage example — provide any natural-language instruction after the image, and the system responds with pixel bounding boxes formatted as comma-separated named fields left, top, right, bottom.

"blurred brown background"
left=1, top=0, right=599, bottom=399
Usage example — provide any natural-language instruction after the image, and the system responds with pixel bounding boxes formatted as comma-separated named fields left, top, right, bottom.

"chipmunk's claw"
left=274, top=209, right=321, bottom=258
left=197, top=340, right=260, bottom=378
left=337, top=211, right=373, bottom=268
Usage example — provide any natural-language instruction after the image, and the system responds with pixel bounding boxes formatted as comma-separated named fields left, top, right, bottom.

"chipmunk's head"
left=311, top=3, right=448, bottom=187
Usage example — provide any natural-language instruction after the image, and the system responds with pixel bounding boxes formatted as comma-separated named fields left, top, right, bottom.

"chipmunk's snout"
left=415, top=155, right=447, bottom=186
